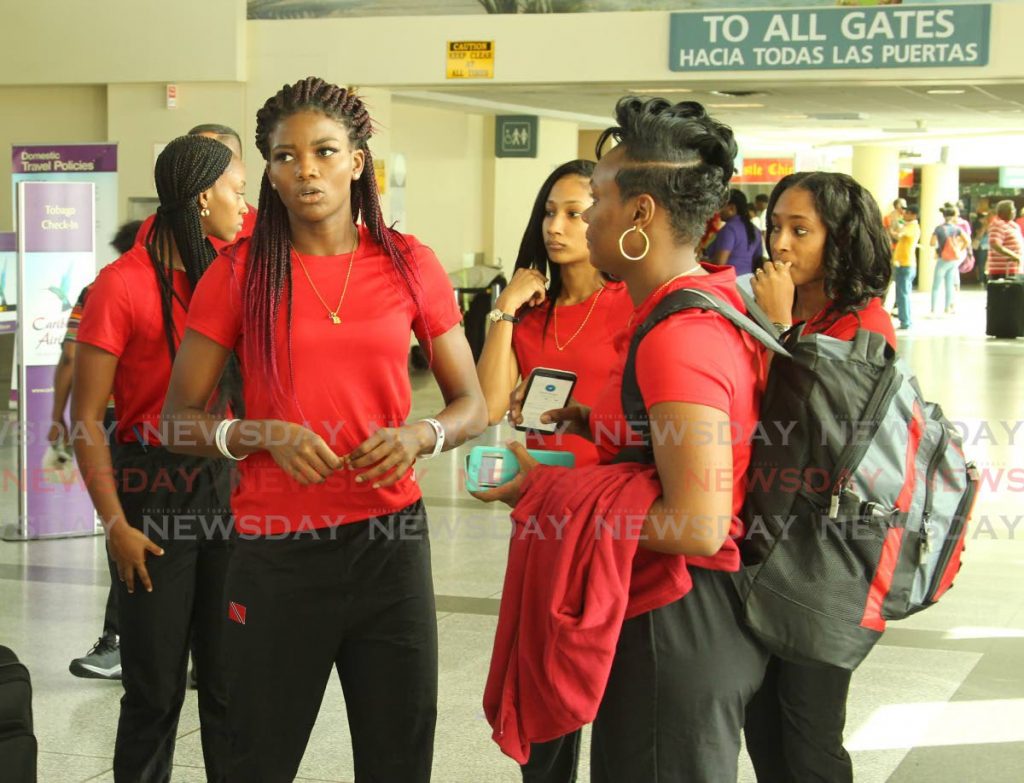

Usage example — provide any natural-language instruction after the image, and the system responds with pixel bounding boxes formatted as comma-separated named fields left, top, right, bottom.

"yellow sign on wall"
left=447, top=41, right=494, bottom=80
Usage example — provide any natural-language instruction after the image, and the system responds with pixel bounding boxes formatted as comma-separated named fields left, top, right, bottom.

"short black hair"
left=597, top=97, right=736, bottom=245
left=110, top=219, right=143, bottom=255
left=766, top=172, right=891, bottom=314
left=188, top=123, right=242, bottom=151
left=754, top=193, right=770, bottom=206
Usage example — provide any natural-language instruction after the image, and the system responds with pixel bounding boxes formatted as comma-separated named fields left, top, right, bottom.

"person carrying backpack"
left=744, top=171, right=895, bottom=783
left=930, top=206, right=968, bottom=315
left=475, top=96, right=770, bottom=782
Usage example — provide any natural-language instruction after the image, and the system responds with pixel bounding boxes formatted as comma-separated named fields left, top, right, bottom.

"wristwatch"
left=487, top=308, right=520, bottom=324
left=418, top=418, right=445, bottom=460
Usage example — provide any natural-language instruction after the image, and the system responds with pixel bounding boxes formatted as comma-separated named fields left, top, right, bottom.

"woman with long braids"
left=161, top=77, right=487, bottom=782
left=477, top=160, right=632, bottom=466
left=72, top=134, right=248, bottom=782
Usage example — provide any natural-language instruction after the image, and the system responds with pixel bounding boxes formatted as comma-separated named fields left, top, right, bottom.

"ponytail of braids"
left=148, top=135, right=243, bottom=415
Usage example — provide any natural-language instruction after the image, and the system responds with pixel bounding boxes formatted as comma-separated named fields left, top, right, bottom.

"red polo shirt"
left=186, top=225, right=462, bottom=535
left=511, top=281, right=632, bottom=466
left=589, top=264, right=767, bottom=604
left=76, top=245, right=191, bottom=444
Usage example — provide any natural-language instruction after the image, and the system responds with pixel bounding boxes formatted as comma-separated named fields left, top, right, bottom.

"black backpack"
left=0, top=645, right=36, bottom=783
left=621, top=288, right=979, bottom=670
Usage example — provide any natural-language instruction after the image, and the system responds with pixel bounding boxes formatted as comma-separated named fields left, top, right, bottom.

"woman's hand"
left=495, top=268, right=548, bottom=314
left=263, top=421, right=343, bottom=485
left=470, top=441, right=539, bottom=507
left=751, top=260, right=795, bottom=326
left=47, top=418, right=69, bottom=447
left=346, top=423, right=431, bottom=489
left=108, top=522, right=164, bottom=594
left=508, top=377, right=592, bottom=440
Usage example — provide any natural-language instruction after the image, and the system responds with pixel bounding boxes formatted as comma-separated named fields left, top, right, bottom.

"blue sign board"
left=669, top=4, right=990, bottom=72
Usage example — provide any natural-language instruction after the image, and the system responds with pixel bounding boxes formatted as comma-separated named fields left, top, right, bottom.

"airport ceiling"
left=393, top=80, right=1024, bottom=147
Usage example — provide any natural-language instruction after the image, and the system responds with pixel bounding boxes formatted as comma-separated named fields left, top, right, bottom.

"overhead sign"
left=669, top=4, right=990, bottom=72
left=495, top=115, right=538, bottom=159
left=446, top=41, right=494, bottom=79
left=11, top=144, right=119, bottom=270
left=732, top=157, right=795, bottom=184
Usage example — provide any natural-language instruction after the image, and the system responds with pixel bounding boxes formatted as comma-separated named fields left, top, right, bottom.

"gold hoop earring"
left=200, top=207, right=211, bottom=217
left=619, top=225, right=650, bottom=262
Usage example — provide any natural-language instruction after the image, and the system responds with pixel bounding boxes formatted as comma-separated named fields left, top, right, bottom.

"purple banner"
left=22, top=364, right=96, bottom=538
left=20, top=182, right=94, bottom=253
left=12, top=144, right=118, bottom=175
left=0, top=232, right=14, bottom=252
left=0, top=322, right=16, bottom=335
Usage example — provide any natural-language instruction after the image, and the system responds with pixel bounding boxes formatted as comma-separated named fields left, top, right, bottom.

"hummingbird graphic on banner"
left=47, top=265, right=74, bottom=311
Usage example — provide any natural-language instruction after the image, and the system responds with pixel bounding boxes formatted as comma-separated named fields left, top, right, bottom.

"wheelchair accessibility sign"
left=495, top=116, right=538, bottom=158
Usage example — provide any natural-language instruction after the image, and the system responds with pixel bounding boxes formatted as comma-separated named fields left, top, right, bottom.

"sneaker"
left=69, top=635, right=121, bottom=680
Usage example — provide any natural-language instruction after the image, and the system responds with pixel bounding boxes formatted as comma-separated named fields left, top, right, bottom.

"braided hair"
left=596, top=97, right=736, bottom=245
left=146, top=134, right=242, bottom=414
left=249, top=76, right=426, bottom=408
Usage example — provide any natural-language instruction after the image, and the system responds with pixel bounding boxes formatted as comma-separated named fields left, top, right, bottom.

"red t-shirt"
left=801, top=297, right=897, bottom=349
left=511, top=281, right=633, bottom=466
left=186, top=225, right=462, bottom=535
left=589, top=264, right=766, bottom=592
left=134, top=206, right=257, bottom=252
left=76, top=245, right=191, bottom=444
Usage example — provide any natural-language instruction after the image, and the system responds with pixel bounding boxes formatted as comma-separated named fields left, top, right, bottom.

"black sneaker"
left=69, top=635, right=122, bottom=680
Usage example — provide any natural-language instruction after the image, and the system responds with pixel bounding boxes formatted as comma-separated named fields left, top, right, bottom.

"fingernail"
left=372, top=482, right=381, bottom=489
left=355, top=475, right=364, bottom=483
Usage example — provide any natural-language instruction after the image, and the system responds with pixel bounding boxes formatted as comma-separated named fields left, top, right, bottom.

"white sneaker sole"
left=69, top=661, right=122, bottom=679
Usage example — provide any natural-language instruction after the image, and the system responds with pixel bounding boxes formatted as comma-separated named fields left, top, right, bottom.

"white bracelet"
left=417, top=418, right=445, bottom=460
left=215, top=419, right=247, bottom=461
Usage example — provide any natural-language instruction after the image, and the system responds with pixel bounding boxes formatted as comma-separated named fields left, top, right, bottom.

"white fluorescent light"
left=927, top=89, right=966, bottom=95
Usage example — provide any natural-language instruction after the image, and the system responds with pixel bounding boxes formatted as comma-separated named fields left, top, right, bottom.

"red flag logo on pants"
left=228, top=601, right=247, bottom=625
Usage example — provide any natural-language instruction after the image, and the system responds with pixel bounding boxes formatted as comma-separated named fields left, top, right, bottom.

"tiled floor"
left=1, top=287, right=1022, bottom=782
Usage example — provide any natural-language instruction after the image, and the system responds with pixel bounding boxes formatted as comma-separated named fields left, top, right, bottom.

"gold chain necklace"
left=553, top=286, right=605, bottom=352
left=292, top=240, right=358, bottom=325
left=628, top=265, right=703, bottom=328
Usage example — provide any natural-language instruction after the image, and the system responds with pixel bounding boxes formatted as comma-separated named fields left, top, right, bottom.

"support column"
left=918, top=159, right=959, bottom=290
left=851, top=145, right=900, bottom=218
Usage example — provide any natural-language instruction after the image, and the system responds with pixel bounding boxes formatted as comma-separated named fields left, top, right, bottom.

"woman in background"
left=476, top=159, right=632, bottom=466
left=706, top=188, right=762, bottom=276
left=746, top=170, right=895, bottom=783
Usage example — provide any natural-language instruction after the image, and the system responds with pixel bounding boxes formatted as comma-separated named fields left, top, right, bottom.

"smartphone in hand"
left=515, top=368, right=577, bottom=434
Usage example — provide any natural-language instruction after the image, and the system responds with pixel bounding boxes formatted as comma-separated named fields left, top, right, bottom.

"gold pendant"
left=330, top=313, right=341, bottom=324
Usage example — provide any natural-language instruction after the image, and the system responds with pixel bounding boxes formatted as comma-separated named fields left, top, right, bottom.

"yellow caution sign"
left=447, top=41, right=495, bottom=80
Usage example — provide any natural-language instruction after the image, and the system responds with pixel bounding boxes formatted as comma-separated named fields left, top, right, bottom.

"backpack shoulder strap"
left=620, top=288, right=791, bottom=456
